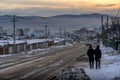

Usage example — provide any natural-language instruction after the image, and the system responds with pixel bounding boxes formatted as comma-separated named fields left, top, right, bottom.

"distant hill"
left=50, top=13, right=109, bottom=18
left=0, top=13, right=109, bottom=19
left=0, top=13, right=109, bottom=33
left=0, top=15, right=44, bottom=20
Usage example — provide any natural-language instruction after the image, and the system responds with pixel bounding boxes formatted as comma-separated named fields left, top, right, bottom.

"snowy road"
left=0, top=43, right=88, bottom=80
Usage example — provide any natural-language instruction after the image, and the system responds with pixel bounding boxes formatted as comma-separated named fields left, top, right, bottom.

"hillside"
left=0, top=13, right=107, bottom=33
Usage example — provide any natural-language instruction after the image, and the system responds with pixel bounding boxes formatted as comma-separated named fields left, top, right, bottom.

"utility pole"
left=64, top=28, right=66, bottom=45
left=101, top=16, right=104, bottom=39
left=64, top=28, right=66, bottom=39
left=44, top=23, right=48, bottom=49
left=59, top=27, right=62, bottom=42
left=13, top=15, right=16, bottom=54
left=106, top=16, right=109, bottom=47
left=97, top=27, right=100, bottom=43
left=87, top=30, right=88, bottom=42
left=59, top=27, right=62, bottom=38
left=47, top=29, right=50, bottom=39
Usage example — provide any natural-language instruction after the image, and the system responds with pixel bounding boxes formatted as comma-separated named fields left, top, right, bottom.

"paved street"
left=0, top=43, right=88, bottom=80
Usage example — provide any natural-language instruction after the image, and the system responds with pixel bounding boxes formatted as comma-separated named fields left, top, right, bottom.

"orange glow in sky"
left=0, top=0, right=119, bottom=16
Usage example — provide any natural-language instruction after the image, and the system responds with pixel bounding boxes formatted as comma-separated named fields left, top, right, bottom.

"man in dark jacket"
left=87, top=45, right=95, bottom=69
left=94, top=45, right=102, bottom=69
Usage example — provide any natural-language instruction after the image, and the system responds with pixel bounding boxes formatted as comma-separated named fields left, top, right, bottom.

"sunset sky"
left=0, top=0, right=120, bottom=16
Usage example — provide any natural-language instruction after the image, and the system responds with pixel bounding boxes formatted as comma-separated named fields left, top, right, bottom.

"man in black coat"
left=94, top=45, right=102, bottom=69
left=87, top=45, right=95, bottom=69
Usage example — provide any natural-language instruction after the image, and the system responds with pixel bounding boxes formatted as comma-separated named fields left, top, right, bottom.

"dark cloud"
left=95, top=4, right=117, bottom=7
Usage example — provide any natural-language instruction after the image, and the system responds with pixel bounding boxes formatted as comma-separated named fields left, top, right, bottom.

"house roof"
left=0, top=39, right=53, bottom=46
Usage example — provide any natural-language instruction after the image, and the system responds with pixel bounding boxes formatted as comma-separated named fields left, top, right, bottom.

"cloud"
left=0, top=0, right=119, bottom=16
left=0, top=0, right=118, bottom=10
left=95, top=4, right=117, bottom=7
left=0, top=0, right=97, bottom=11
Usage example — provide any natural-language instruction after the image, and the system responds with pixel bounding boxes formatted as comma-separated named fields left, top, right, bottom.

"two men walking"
left=87, top=45, right=102, bottom=69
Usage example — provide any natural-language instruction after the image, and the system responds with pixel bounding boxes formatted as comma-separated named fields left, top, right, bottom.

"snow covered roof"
left=0, top=40, right=26, bottom=46
left=54, top=38, right=65, bottom=43
left=27, top=39, right=46, bottom=44
left=27, top=39, right=53, bottom=44
left=0, top=39, right=53, bottom=46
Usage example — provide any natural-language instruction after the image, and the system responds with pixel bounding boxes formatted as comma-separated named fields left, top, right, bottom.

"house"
left=26, top=39, right=54, bottom=51
left=0, top=40, right=26, bottom=54
left=0, top=38, right=57, bottom=55
left=26, top=39, right=46, bottom=51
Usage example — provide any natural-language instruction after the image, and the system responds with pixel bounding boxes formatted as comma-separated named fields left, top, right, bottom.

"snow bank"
left=27, top=43, right=73, bottom=55
left=100, top=43, right=118, bottom=56
left=85, top=61, right=120, bottom=80
left=27, top=48, right=46, bottom=54
left=84, top=42, right=120, bottom=80
left=0, top=54, right=14, bottom=57
left=52, top=67, right=90, bottom=80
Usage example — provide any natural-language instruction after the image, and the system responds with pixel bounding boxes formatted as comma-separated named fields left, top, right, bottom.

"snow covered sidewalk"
left=85, top=44, right=120, bottom=80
